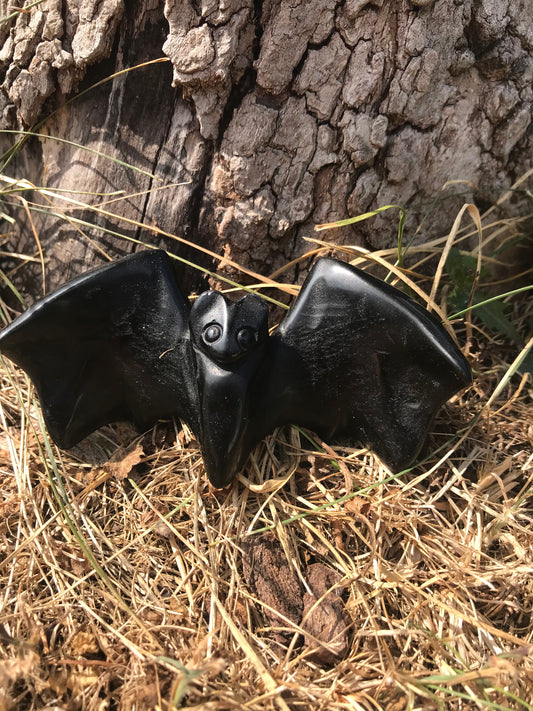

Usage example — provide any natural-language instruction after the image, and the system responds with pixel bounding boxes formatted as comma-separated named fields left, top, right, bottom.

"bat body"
left=0, top=250, right=471, bottom=487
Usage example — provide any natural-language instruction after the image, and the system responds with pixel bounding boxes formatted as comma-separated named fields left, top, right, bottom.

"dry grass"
left=0, top=174, right=532, bottom=710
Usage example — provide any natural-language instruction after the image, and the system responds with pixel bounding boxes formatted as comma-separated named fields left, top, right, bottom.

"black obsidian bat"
left=0, top=250, right=471, bottom=487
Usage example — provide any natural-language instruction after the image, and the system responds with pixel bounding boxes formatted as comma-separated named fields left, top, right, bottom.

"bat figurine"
left=0, top=250, right=471, bottom=487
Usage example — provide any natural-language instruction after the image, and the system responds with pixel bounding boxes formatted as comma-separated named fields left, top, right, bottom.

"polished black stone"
left=0, top=250, right=471, bottom=486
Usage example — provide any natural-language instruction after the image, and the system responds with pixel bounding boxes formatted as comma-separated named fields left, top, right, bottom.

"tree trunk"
left=1, top=0, right=531, bottom=297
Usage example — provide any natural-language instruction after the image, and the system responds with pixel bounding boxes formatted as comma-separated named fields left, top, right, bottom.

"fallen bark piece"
left=241, top=532, right=303, bottom=643
left=301, top=563, right=351, bottom=664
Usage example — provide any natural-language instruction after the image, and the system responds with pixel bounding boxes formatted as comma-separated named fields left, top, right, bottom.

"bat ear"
left=232, top=293, right=269, bottom=341
left=189, top=291, right=226, bottom=345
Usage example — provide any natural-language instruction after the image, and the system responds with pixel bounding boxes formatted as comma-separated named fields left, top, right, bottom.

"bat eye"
left=203, top=323, right=222, bottom=344
left=236, top=327, right=257, bottom=350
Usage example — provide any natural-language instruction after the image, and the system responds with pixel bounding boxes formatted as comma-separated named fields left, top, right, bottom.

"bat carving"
left=0, top=250, right=471, bottom=487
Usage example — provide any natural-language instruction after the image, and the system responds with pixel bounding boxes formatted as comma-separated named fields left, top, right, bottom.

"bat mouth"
left=208, top=349, right=254, bottom=366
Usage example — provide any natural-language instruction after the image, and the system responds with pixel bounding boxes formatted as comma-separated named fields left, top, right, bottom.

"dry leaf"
left=345, top=496, right=370, bottom=516
left=238, top=472, right=292, bottom=492
left=104, top=442, right=144, bottom=480
left=68, top=630, right=100, bottom=657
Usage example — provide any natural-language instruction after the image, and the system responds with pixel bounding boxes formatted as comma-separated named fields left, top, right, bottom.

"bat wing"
left=247, top=258, right=471, bottom=472
left=0, top=250, right=198, bottom=448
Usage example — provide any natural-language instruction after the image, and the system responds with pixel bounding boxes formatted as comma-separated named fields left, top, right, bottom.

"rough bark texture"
left=0, top=0, right=531, bottom=295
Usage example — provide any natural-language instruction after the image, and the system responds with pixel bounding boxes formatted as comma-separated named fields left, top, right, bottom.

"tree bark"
left=0, top=0, right=531, bottom=297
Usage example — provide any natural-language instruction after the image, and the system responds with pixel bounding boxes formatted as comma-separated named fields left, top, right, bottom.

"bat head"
left=189, top=290, right=269, bottom=366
